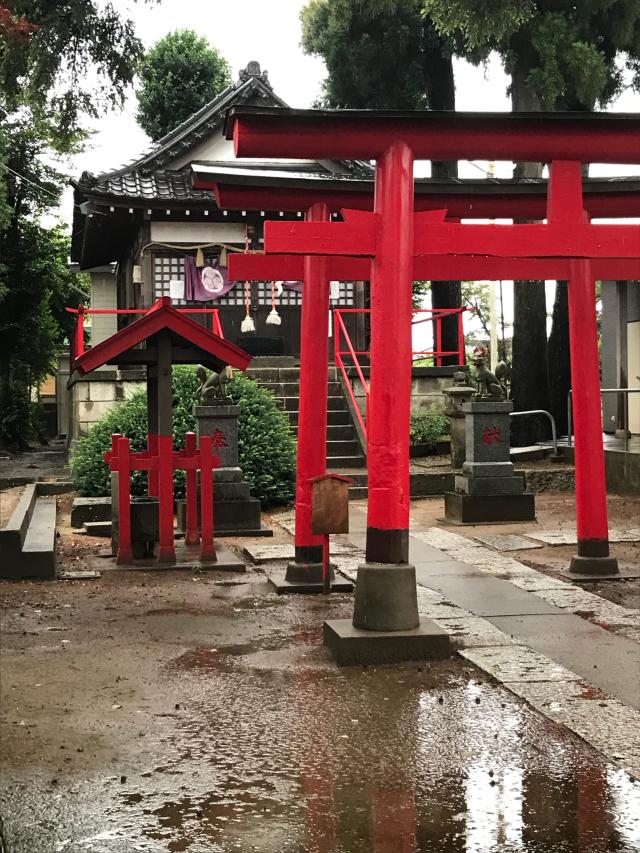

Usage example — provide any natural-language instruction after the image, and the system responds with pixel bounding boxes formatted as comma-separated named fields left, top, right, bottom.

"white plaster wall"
left=628, top=320, right=640, bottom=434
left=90, top=272, right=118, bottom=367
left=150, top=221, right=246, bottom=244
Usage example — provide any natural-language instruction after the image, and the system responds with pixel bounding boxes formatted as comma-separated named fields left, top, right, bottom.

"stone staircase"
left=246, top=361, right=366, bottom=469
left=0, top=483, right=57, bottom=578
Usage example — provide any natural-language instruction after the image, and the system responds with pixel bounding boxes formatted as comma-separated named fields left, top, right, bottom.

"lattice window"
left=153, top=254, right=355, bottom=307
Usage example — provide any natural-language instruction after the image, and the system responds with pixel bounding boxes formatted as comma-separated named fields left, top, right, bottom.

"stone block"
left=77, top=400, right=117, bottom=422
left=195, top=404, right=240, bottom=468
left=214, top=467, right=242, bottom=483
left=71, top=496, right=112, bottom=528
left=462, top=461, right=515, bottom=477
left=455, top=474, right=525, bottom=496
left=89, top=381, right=117, bottom=402
left=214, top=482, right=251, bottom=501
left=73, top=382, right=90, bottom=402
left=324, top=618, right=450, bottom=666
left=445, top=492, right=536, bottom=523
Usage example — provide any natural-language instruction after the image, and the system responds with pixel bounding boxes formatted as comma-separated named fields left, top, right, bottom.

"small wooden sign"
left=310, top=473, right=352, bottom=535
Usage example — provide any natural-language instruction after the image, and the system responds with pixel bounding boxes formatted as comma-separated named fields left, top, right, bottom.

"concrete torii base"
left=323, top=562, right=450, bottom=666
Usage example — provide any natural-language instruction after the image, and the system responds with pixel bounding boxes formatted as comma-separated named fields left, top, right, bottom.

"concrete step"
left=326, top=454, right=366, bottom=468
left=327, top=439, right=363, bottom=456
left=327, top=424, right=358, bottom=441
left=347, top=486, right=369, bottom=500
left=20, top=497, right=57, bottom=579
left=287, top=410, right=352, bottom=427
left=0, top=483, right=38, bottom=567
left=281, top=396, right=347, bottom=412
left=83, top=520, right=112, bottom=537
left=258, top=381, right=343, bottom=397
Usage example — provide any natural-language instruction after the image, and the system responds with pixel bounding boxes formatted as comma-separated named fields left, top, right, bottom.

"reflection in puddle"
left=124, top=668, right=639, bottom=852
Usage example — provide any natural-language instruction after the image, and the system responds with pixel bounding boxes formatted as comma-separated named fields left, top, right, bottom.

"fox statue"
left=196, top=364, right=234, bottom=402
left=471, top=347, right=508, bottom=400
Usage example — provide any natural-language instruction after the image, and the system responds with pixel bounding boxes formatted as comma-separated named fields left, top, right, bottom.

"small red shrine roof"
left=73, top=298, right=252, bottom=375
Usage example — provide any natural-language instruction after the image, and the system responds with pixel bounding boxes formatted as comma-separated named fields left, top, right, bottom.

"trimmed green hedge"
left=409, top=410, right=449, bottom=449
left=71, top=366, right=296, bottom=506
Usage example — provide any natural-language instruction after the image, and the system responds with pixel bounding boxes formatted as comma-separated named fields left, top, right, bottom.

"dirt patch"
left=0, top=486, right=25, bottom=527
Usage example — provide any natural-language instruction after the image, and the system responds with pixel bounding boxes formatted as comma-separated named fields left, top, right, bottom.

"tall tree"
left=300, top=0, right=464, bottom=364
left=0, top=1, right=151, bottom=445
left=135, top=30, right=232, bottom=141
left=424, top=0, right=640, bottom=440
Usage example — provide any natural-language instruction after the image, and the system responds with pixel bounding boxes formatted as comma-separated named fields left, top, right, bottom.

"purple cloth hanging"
left=184, top=256, right=238, bottom=301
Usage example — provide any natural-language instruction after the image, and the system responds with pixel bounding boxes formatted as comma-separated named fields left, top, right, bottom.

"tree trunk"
left=547, top=281, right=571, bottom=435
left=427, top=46, right=461, bottom=365
left=510, top=63, right=550, bottom=443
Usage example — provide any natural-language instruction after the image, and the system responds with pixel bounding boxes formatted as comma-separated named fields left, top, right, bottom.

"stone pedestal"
left=175, top=403, right=268, bottom=537
left=443, top=372, right=475, bottom=469
left=445, top=400, right=535, bottom=523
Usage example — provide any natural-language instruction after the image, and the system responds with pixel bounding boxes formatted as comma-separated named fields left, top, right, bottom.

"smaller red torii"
left=72, top=298, right=251, bottom=565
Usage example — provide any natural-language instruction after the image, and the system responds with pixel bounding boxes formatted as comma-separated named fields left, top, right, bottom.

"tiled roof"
left=75, top=166, right=214, bottom=202
left=73, top=62, right=373, bottom=204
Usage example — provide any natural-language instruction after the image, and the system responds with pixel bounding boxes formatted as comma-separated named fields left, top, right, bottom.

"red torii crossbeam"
left=226, top=107, right=640, bottom=589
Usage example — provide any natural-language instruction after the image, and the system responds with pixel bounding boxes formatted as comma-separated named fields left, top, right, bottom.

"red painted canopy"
left=73, top=297, right=252, bottom=375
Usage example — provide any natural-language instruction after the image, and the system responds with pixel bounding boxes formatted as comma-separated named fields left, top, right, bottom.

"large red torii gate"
left=223, top=108, right=639, bottom=576
left=193, top=165, right=639, bottom=596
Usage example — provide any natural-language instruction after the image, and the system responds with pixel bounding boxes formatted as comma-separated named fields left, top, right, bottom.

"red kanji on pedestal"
left=482, top=426, right=503, bottom=446
left=211, top=429, right=228, bottom=449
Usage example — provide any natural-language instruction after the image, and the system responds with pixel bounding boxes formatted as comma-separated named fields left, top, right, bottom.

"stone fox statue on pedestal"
left=196, top=365, right=234, bottom=402
left=472, top=347, right=508, bottom=400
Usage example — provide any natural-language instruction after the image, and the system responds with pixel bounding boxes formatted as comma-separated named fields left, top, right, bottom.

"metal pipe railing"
left=509, top=409, right=558, bottom=456
left=567, top=388, right=640, bottom=452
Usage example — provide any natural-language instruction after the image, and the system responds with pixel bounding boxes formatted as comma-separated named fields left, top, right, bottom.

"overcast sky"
left=71, top=0, right=640, bottom=190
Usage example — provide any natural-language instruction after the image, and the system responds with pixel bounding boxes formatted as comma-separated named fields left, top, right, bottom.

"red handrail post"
left=199, top=434, right=216, bottom=562
left=156, top=434, right=176, bottom=563
left=435, top=311, right=442, bottom=367
left=457, top=310, right=465, bottom=365
left=184, top=431, right=199, bottom=547
left=116, top=436, right=133, bottom=565
left=75, top=306, right=85, bottom=363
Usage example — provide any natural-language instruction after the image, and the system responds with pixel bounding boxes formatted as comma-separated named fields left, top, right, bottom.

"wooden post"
left=147, top=364, right=159, bottom=496
left=199, top=434, right=216, bottom=562
left=184, top=431, right=199, bottom=547
left=156, top=330, right=175, bottom=563
left=290, top=202, right=332, bottom=577
left=116, top=436, right=132, bottom=565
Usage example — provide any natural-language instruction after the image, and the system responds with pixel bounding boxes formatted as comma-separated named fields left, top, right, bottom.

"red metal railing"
left=67, top=305, right=223, bottom=365
left=333, top=306, right=469, bottom=438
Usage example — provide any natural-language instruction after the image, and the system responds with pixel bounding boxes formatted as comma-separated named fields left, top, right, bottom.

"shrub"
left=71, top=366, right=296, bottom=506
left=409, top=410, right=449, bottom=449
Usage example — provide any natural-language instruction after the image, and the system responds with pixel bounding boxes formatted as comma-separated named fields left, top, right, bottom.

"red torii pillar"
left=221, top=204, right=355, bottom=593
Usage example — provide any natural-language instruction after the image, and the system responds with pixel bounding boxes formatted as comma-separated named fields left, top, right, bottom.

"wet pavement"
left=1, top=570, right=639, bottom=852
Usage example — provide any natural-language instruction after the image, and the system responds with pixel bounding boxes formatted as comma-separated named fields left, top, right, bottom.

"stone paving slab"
left=461, top=645, right=580, bottom=683
left=473, top=533, right=544, bottom=551
left=243, top=542, right=358, bottom=563
left=431, top=616, right=515, bottom=648
left=509, top=573, right=575, bottom=593
left=411, top=527, right=483, bottom=551
left=271, top=511, right=296, bottom=536
left=526, top=528, right=640, bottom=545
left=488, top=614, right=640, bottom=709
left=424, top=575, right=563, bottom=618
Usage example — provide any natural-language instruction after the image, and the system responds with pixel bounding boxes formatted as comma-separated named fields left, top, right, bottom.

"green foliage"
left=0, top=215, right=87, bottom=447
left=409, top=410, right=449, bottom=448
left=422, top=0, right=640, bottom=109
left=72, top=367, right=296, bottom=507
left=1, top=1, right=151, bottom=149
left=301, top=0, right=463, bottom=110
left=135, top=30, right=232, bottom=141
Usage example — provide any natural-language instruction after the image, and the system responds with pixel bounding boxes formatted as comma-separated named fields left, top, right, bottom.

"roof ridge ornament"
left=238, top=61, right=271, bottom=89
